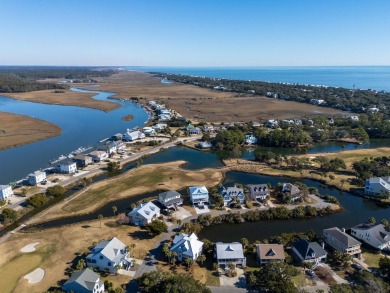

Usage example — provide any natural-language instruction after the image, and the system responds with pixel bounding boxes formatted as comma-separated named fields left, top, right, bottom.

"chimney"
left=342, top=228, right=346, bottom=233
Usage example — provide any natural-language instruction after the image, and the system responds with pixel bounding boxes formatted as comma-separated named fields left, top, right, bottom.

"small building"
left=86, top=237, right=132, bottom=274
left=202, top=125, right=216, bottom=133
left=219, top=184, right=245, bottom=206
left=73, top=154, right=93, bottom=167
left=158, top=190, right=183, bottom=209
left=245, top=134, right=257, bottom=145
left=123, top=130, right=145, bottom=141
left=152, top=123, right=168, bottom=132
left=170, top=233, right=204, bottom=261
left=112, top=133, right=123, bottom=141
left=0, top=185, right=13, bottom=201
left=291, top=238, right=327, bottom=265
left=57, top=160, right=77, bottom=174
left=351, top=223, right=390, bottom=251
left=143, top=127, right=156, bottom=136
left=265, top=119, right=279, bottom=128
left=323, top=227, right=362, bottom=257
left=216, top=242, right=246, bottom=267
left=127, top=202, right=160, bottom=226
left=28, top=171, right=46, bottom=186
left=256, top=244, right=285, bottom=265
left=249, top=184, right=269, bottom=201
left=88, top=151, right=108, bottom=162
left=189, top=186, right=209, bottom=206
left=62, top=268, right=104, bottom=293
left=282, top=183, right=301, bottom=202
left=114, top=141, right=126, bottom=152
left=189, top=127, right=201, bottom=135
left=364, top=177, right=390, bottom=197
left=198, top=141, right=213, bottom=149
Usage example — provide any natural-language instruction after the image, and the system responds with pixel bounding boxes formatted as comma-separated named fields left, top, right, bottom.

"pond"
left=0, top=88, right=149, bottom=183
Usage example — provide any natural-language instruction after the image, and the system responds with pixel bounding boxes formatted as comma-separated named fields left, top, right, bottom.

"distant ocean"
left=125, top=66, right=390, bottom=92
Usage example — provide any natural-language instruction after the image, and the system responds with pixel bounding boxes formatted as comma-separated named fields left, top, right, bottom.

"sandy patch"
left=20, top=242, right=40, bottom=253
left=24, top=268, right=45, bottom=284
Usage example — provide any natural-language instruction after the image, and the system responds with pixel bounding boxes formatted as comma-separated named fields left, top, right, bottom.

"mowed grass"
left=0, top=219, right=157, bottom=293
left=362, top=249, right=383, bottom=269
left=36, top=161, right=223, bottom=221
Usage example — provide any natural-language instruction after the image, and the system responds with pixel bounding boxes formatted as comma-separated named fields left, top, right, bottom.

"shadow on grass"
left=128, top=229, right=154, bottom=240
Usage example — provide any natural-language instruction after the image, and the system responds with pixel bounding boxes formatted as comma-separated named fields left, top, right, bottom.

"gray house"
left=249, top=184, right=269, bottom=201
left=291, top=238, right=327, bottom=265
left=351, top=223, right=390, bottom=251
left=323, top=227, right=362, bottom=258
left=158, top=190, right=183, bottom=209
left=73, top=154, right=93, bottom=167
left=62, top=268, right=104, bottom=293
left=219, top=184, right=245, bottom=206
left=216, top=242, right=246, bottom=267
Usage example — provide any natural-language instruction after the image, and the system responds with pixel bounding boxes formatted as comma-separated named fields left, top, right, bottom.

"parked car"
left=352, top=263, right=363, bottom=271
left=307, top=270, right=316, bottom=277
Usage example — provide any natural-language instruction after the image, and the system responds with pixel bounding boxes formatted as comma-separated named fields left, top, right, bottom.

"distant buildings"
left=170, top=233, right=204, bottom=261
left=215, top=242, right=246, bottom=267
left=245, top=134, right=257, bottom=145
left=323, top=227, right=361, bottom=258
left=364, top=177, right=390, bottom=196
left=128, top=202, right=160, bottom=227
left=28, top=171, right=46, bottom=186
left=0, top=185, right=13, bottom=201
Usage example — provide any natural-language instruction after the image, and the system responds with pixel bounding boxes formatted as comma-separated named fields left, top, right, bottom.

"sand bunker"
left=21, top=242, right=40, bottom=253
left=24, top=268, right=45, bottom=284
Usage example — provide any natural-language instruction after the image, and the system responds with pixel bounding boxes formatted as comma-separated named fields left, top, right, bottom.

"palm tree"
left=241, top=238, right=249, bottom=250
left=368, top=217, right=376, bottom=224
left=197, top=254, right=206, bottom=266
left=184, top=257, right=193, bottom=269
left=112, top=206, right=117, bottom=216
left=98, top=214, right=103, bottom=227
left=130, top=243, right=136, bottom=255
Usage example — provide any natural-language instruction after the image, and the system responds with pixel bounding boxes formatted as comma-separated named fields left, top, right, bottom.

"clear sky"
left=1, top=0, right=389, bottom=66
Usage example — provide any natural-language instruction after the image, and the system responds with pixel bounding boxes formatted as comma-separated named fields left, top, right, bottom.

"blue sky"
left=0, top=0, right=389, bottom=66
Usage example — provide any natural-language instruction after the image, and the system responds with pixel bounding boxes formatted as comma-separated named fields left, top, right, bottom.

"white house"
left=57, top=160, right=77, bottom=174
left=282, top=183, right=301, bottom=202
left=351, top=223, right=390, bottom=251
left=123, top=130, right=145, bottom=141
left=62, top=268, right=105, bottom=293
left=143, top=127, right=156, bottom=136
left=365, top=177, right=390, bottom=196
left=198, top=141, right=213, bottom=149
left=86, top=237, right=132, bottom=274
left=189, top=186, right=209, bottom=206
left=152, top=123, right=168, bottom=132
left=170, top=233, right=204, bottom=261
left=28, top=171, right=46, bottom=186
left=0, top=185, right=13, bottom=201
left=127, top=202, right=160, bottom=226
left=88, top=151, right=108, bottom=162
left=99, top=142, right=117, bottom=155
left=216, top=242, right=246, bottom=267
left=245, top=134, right=257, bottom=145
left=219, top=184, right=245, bottom=206
left=265, top=119, right=279, bottom=128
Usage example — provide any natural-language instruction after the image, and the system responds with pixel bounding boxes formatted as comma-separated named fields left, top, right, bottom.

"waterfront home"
left=28, top=170, right=46, bottom=186
left=183, top=124, right=195, bottom=132
left=86, top=237, right=132, bottom=274
left=351, top=223, right=390, bottom=251
left=249, top=184, right=269, bottom=201
left=219, top=184, right=245, bottom=206
left=349, top=115, right=359, bottom=121
left=310, top=99, right=325, bottom=105
left=158, top=190, right=183, bottom=209
left=252, top=122, right=261, bottom=127
left=98, top=142, right=116, bottom=155
left=56, top=160, right=77, bottom=174
left=73, top=154, right=93, bottom=167
left=203, top=124, right=216, bottom=133
left=152, top=123, right=168, bottom=132
left=189, top=127, right=201, bottom=135
left=368, top=107, right=380, bottom=114
left=113, top=141, right=126, bottom=152
left=189, top=186, right=209, bottom=206
left=215, top=242, right=246, bottom=267
left=123, top=130, right=145, bottom=141
left=323, top=227, right=361, bottom=258
left=291, top=238, right=327, bottom=265
left=158, top=114, right=172, bottom=121
left=245, top=134, right=257, bottom=145
left=198, top=141, right=213, bottom=149
left=170, top=233, right=204, bottom=261
left=0, top=185, right=13, bottom=201
left=364, top=177, right=390, bottom=196
left=143, top=127, right=156, bottom=136
left=256, top=244, right=285, bottom=265
left=112, top=133, right=123, bottom=141
left=327, top=117, right=335, bottom=124
left=264, top=119, right=279, bottom=128
left=88, top=151, right=108, bottom=162
left=127, top=202, right=160, bottom=226
left=62, top=268, right=104, bottom=293
left=282, top=183, right=301, bottom=202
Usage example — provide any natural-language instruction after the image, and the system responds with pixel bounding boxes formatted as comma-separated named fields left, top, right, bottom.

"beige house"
left=256, top=244, right=285, bottom=265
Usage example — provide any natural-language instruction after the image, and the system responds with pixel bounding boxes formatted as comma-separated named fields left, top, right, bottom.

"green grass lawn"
left=362, top=249, right=383, bottom=268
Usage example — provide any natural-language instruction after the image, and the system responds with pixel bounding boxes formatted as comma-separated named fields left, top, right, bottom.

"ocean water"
left=125, top=66, right=390, bottom=92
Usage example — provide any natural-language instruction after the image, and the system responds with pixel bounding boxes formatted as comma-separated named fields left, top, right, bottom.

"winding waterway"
left=0, top=88, right=149, bottom=183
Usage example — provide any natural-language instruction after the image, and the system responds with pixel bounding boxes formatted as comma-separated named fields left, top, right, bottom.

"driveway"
left=194, top=204, right=211, bottom=215
left=219, top=268, right=246, bottom=288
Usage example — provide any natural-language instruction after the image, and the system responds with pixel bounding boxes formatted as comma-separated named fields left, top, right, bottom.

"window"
left=108, top=262, right=111, bottom=266
left=100, top=255, right=103, bottom=259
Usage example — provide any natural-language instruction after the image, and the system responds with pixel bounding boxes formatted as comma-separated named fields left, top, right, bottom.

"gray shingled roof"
left=324, top=227, right=361, bottom=247
left=352, top=223, right=390, bottom=245
left=158, top=190, right=182, bottom=206
left=292, top=238, right=327, bottom=260
left=63, top=268, right=101, bottom=291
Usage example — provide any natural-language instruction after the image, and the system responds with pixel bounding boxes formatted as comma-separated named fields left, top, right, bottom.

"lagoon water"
left=0, top=88, right=149, bottom=183
left=127, top=66, right=390, bottom=92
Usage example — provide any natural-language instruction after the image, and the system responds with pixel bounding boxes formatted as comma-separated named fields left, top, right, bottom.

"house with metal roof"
left=170, top=233, right=204, bottom=261
left=323, top=227, right=361, bottom=258
left=215, top=242, right=246, bottom=267
left=189, top=186, right=209, bottom=206
left=364, top=177, right=390, bottom=196
left=291, top=238, right=327, bottom=265
left=86, top=237, right=132, bottom=274
left=0, top=185, right=13, bottom=201
left=158, top=190, right=183, bottom=209
left=127, top=202, right=160, bottom=227
left=256, top=244, right=285, bottom=265
left=351, top=223, right=390, bottom=251
left=28, top=171, right=46, bottom=186
left=249, top=184, right=269, bottom=201
left=62, top=268, right=104, bottom=293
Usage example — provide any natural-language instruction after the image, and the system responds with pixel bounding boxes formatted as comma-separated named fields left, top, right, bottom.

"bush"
left=46, top=185, right=66, bottom=197
left=146, top=220, right=168, bottom=236
left=27, top=193, right=49, bottom=208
